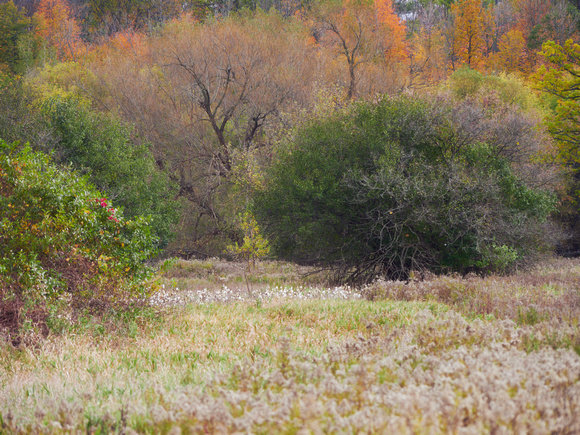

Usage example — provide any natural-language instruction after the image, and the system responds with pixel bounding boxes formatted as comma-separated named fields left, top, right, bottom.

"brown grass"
left=0, top=257, right=579, bottom=433
left=362, top=257, right=580, bottom=325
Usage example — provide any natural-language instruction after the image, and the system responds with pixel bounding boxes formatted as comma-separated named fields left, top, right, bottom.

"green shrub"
left=0, top=75, right=50, bottom=149
left=254, top=95, right=557, bottom=283
left=0, top=140, right=158, bottom=342
left=42, top=97, right=180, bottom=249
left=446, top=66, right=546, bottom=114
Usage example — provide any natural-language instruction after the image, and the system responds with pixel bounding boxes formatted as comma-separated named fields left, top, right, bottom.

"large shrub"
left=254, top=95, right=558, bottom=283
left=0, top=141, right=158, bottom=343
left=42, top=97, right=180, bottom=249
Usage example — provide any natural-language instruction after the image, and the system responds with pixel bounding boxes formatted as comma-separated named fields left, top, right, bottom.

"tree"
left=407, top=2, right=449, bottom=88
left=34, top=0, right=82, bottom=61
left=311, top=0, right=407, bottom=99
left=451, top=0, right=491, bottom=70
left=537, top=40, right=580, bottom=152
left=492, top=0, right=518, bottom=50
left=539, top=0, right=580, bottom=46
left=42, top=97, right=180, bottom=249
left=495, top=29, right=527, bottom=73
left=513, top=0, right=550, bottom=45
left=488, top=0, right=578, bottom=72
left=86, top=11, right=317, bottom=256
left=535, top=39, right=580, bottom=255
left=85, top=0, right=184, bottom=36
left=0, top=1, right=30, bottom=74
left=446, top=66, right=546, bottom=113
left=254, top=94, right=557, bottom=283
left=0, top=75, right=52, bottom=150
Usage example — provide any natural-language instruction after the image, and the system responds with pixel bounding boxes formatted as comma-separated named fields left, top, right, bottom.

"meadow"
left=1, top=257, right=579, bottom=434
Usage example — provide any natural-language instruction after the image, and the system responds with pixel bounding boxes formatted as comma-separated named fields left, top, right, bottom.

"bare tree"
left=86, top=13, right=317, bottom=255
left=544, top=0, right=580, bottom=45
left=310, top=0, right=408, bottom=99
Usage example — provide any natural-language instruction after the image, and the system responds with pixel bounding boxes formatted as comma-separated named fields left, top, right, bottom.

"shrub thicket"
left=0, top=77, right=180, bottom=250
left=42, top=97, right=180, bottom=249
left=254, top=94, right=558, bottom=283
left=445, top=66, right=547, bottom=114
left=0, top=140, right=158, bottom=344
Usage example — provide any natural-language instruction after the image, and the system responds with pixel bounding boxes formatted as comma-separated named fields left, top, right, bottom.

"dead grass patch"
left=362, top=257, right=580, bottom=325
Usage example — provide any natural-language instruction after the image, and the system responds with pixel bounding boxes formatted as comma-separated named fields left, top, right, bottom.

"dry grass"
left=362, top=257, right=580, bottom=325
left=0, top=258, right=579, bottom=433
left=156, top=258, right=329, bottom=292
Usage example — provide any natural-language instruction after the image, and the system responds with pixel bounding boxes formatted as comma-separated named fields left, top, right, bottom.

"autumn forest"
left=0, top=0, right=579, bottom=285
left=2, top=0, right=580, bottom=432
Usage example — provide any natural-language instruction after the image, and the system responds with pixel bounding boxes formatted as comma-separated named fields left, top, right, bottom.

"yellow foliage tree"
left=226, top=211, right=270, bottom=271
left=451, top=0, right=489, bottom=70
left=495, top=29, right=528, bottom=74
left=409, top=26, right=448, bottom=88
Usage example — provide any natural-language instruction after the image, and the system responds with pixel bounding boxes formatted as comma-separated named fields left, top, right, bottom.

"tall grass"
left=362, top=257, right=580, bottom=325
left=1, top=258, right=579, bottom=433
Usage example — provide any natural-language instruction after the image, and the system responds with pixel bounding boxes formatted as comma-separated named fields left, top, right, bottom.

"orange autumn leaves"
left=373, top=0, right=407, bottom=61
left=338, top=0, right=407, bottom=61
left=33, top=0, right=151, bottom=64
left=451, top=0, right=492, bottom=69
left=26, top=0, right=580, bottom=94
left=34, top=0, right=82, bottom=61
left=313, top=0, right=407, bottom=98
left=449, top=0, right=579, bottom=75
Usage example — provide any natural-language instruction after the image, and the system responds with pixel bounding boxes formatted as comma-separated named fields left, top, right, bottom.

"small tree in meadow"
left=226, top=211, right=270, bottom=271
left=225, top=211, right=270, bottom=295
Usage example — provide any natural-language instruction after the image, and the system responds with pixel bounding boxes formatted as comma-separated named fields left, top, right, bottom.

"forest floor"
left=1, top=257, right=579, bottom=433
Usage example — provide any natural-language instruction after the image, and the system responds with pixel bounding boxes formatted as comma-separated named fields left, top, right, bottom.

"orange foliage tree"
left=512, top=0, right=550, bottom=44
left=311, top=0, right=407, bottom=99
left=500, top=0, right=578, bottom=72
left=373, top=0, right=407, bottom=60
left=34, top=0, right=82, bottom=61
left=451, top=0, right=491, bottom=71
